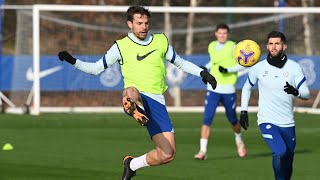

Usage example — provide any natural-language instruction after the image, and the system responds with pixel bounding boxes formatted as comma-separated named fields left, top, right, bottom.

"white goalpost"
left=1, top=5, right=320, bottom=115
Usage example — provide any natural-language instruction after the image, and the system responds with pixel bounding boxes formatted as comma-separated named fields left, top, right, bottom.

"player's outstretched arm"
left=58, top=50, right=105, bottom=75
left=200, top=70, right=217, bottom=89
left=224, top=64, right=246, bottom=73
left=165, top=45, right=216, bottom=89
left=58, top=44, right=121, bottom=75
left=175, top=58, right=217, bottom=89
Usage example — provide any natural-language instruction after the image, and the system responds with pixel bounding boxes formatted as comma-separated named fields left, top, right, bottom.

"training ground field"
left=0, top=112, right=319, bottom=180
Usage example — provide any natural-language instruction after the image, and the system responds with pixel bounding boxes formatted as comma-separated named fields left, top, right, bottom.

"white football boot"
left=194, top=151, right=208, bottom=160
left=236, top=138, right=247, bottom=158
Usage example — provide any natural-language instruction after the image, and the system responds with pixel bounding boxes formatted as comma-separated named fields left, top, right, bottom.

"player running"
left=58, top=6, right=217, bottom=180
left=240, top=31, right=310, bottom=180
left=195, top=24, right=246, bottom=160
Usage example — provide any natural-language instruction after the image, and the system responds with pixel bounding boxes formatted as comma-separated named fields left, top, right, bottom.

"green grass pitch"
left=0, top=112, right=319, bottom=180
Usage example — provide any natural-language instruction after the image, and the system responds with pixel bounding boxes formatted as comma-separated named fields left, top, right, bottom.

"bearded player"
left=240, top=31, right=310, bottom=180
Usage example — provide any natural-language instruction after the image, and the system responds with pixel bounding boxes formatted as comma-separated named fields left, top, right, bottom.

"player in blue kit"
left=195, top=24, right=246, bottom=160
left=240, top=31, right=310, bottom=180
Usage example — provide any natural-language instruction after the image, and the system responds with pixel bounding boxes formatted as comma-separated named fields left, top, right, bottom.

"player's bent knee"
left=122, top=86, right=141, bottom=103
left=272, top=149, right=287, bottom=158
left=158, top=148, right=176, bottom=164
left=123, top=86, right=139, bottom=95
left=161, top=152, right=175, bottom=164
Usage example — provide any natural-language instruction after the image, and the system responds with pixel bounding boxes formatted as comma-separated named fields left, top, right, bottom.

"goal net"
left=2, top=5, right=320, bottom=115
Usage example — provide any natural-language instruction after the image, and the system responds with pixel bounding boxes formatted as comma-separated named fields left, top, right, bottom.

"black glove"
left=240, top=110, right=249, bottom=130
left=58, top=51, right=76, bottom=65
left=200, top=70, right=217, bottom=89
left=199, top=66, right=208, bottom=84
left=284, top=81, right=299, bottom=96
left=219, top=66, right=228, bottom=73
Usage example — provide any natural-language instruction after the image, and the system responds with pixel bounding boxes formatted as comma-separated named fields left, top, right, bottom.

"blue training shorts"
left=259, top=123, right=296, bottom=156
left=140, top=93, right=174, bottom=138
left=203, top=91, right=238, bottom=126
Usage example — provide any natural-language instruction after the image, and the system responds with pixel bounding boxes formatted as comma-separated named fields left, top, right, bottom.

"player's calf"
left=122, top=96, right=149, bottom=126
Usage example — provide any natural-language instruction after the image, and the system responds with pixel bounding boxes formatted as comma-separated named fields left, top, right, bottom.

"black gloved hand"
left=58, top=51, right=76, bottom=65
left=219, top=66, right=228, bottom=73
left=240, top=110, right=249, bottom=130
left=200, top=70, right=217, bottom=89
left=199, top=66, right=208, bottom=84
left=284, top=81, right=299, bottom=96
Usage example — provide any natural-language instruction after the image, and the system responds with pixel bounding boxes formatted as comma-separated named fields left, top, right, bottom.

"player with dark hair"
left=195, top=23, right=247, bottom=160
left=240, top=31, right=310, bottom=180
left=58, top=5, right=216, bottom=180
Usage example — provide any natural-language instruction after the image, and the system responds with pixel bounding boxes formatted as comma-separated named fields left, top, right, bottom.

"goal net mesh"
left=3, top=7, right=319, bottom=113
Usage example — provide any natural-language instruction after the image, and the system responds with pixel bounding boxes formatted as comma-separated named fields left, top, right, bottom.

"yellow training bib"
left=116, top=34, right=169, bottom=94
left=208, top=40, right=238, bottom=85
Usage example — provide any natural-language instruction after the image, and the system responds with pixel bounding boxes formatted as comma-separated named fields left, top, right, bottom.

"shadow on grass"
left=203, top=149, right=312, bottom=161
left=246, top=149, right=312, bottom=159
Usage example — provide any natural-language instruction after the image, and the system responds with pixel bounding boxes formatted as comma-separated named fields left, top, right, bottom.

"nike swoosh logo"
left=137, top=49, right=157, bottom=61
left=26, top=66, right=63, bottom=81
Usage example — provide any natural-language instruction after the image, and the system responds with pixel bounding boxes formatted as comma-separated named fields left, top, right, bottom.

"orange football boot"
left=122, top=96, right=149, bottom=126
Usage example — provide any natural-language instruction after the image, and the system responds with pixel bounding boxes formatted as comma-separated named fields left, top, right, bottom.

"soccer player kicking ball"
left=240, top=31, right=310, bottom=180
left=58, top=6, right=217, bottom=180
left=195, top=24, right=246, bottom=160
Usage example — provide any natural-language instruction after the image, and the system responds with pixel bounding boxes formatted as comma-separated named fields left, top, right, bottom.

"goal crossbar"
left=31, top=5, right=320, bottom=13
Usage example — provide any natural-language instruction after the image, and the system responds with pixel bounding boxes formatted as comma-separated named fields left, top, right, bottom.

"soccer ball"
left=234, top=40, right=261, bottom=67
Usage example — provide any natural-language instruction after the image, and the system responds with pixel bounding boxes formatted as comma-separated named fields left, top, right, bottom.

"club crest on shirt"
left=266, top=124, right=272, bottom=129
left=283, top=71, right=289, bottom=77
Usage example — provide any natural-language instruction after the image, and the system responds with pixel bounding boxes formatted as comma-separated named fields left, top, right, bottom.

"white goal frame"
left=2, top=5, right=320, bottom=115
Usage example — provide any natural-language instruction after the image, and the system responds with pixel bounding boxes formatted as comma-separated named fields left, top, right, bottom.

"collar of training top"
left=127, top=31, right=152, bottom=45
left=267, top=53, right=288, bottom=68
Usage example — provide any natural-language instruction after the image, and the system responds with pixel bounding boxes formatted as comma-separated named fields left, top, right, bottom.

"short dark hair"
left=215, top=23, right=230, bottom=32
left=126, top=5, right=151, bottom=22
left=267, top=31, right=287, bottom=43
